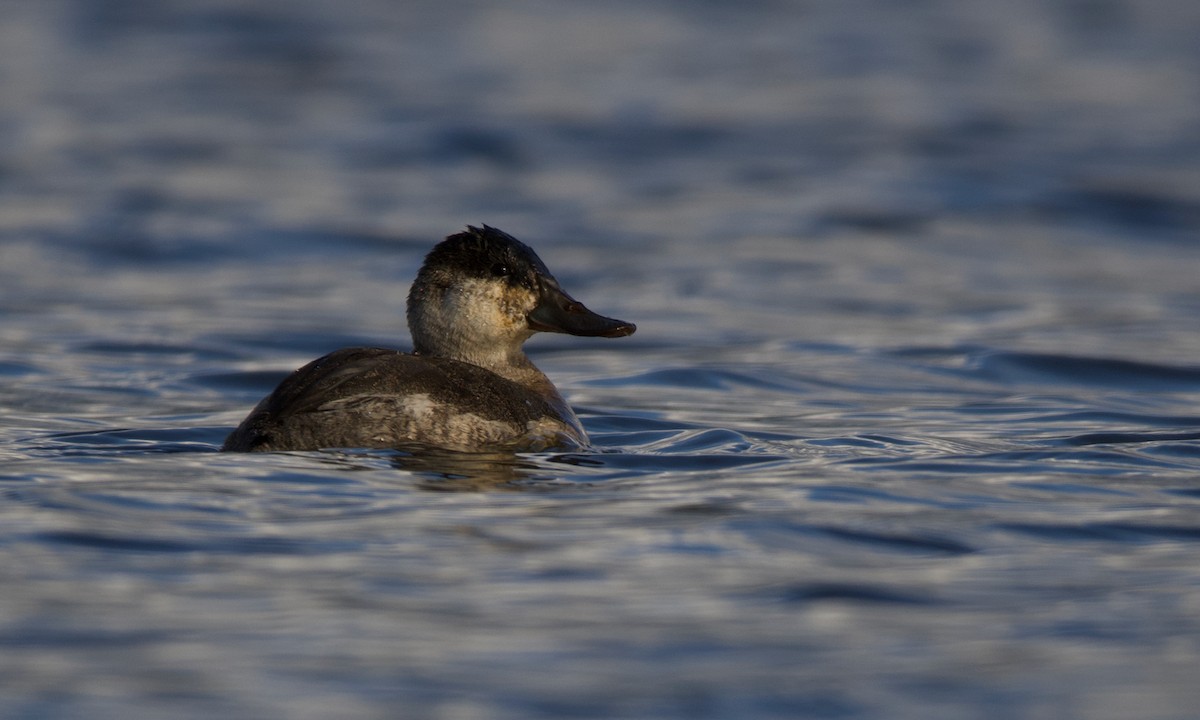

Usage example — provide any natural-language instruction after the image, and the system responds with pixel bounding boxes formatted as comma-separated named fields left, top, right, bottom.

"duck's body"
left=222, top=347, right=585, bottom=452
left=222, top=226, right=634, bottom=453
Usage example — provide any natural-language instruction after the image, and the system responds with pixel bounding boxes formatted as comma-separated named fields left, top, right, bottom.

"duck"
left=222, top=225, right=636, bottom=453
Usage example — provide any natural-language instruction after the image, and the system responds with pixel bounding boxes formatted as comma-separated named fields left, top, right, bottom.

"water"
left=3, top=0, right=1200, bottom=718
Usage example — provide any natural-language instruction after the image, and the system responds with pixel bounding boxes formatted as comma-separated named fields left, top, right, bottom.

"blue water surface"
left=3, top=1, right=1200, bottom=718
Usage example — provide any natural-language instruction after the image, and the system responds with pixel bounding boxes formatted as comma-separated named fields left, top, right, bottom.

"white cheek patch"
left=445, top=279, right=534, bottom=338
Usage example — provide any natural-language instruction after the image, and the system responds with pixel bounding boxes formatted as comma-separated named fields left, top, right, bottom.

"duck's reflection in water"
left=308, top=444, right=607, bottom=490
left=384, top=446, right=602, bottom=491
left=392, top=448, right=537, bottom=490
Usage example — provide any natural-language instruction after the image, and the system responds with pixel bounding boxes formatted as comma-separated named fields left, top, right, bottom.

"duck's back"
left=222, top=348, right=582, bottom=452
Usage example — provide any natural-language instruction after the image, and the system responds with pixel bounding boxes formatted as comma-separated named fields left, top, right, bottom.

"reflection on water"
left=3, top=0, right=1200, bottom=718
left=364, top=448, right=565, bottom=490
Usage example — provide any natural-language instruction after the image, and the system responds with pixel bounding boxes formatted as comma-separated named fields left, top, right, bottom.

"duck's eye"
left=490, top=263, right=510, bottom=278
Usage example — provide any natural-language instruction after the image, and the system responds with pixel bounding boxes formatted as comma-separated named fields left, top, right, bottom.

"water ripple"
left=968, top=351, right=1200, bottom=390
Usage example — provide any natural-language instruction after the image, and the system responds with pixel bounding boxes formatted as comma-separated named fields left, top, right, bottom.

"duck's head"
left=407, top=226, right=635, bottom=367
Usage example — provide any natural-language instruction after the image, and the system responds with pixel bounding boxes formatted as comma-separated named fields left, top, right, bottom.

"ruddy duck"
left=222, top=226, right=635, bottom=452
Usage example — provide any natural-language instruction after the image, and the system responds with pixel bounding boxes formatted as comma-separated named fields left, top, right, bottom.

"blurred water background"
left=3, top=1, right=1200, bottom=718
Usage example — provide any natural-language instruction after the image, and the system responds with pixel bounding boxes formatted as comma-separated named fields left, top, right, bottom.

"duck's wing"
left=224, top=347, right=424, bottom=450
left=256, top=347, right=412, bottom=419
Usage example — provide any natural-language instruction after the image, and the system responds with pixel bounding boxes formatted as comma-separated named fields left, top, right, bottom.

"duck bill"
left=528, top=282, right=636, bottom=338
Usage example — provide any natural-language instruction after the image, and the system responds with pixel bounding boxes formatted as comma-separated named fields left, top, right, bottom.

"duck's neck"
left=472, top=348, right=558, bottom=398
left=414, top=335, right=555, bottom=394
